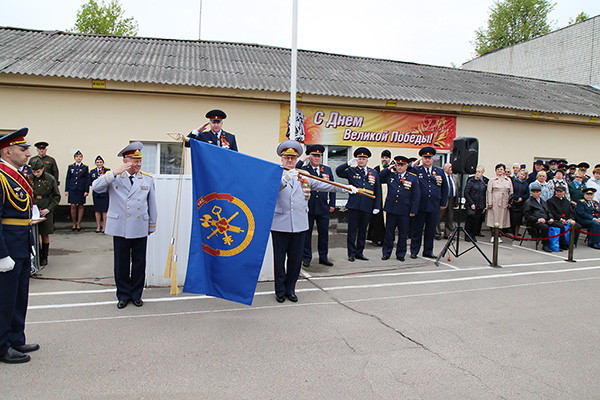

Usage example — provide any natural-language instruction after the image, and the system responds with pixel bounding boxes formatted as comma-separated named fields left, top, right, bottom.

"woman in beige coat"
left=487, top=163, right=513, bottom=242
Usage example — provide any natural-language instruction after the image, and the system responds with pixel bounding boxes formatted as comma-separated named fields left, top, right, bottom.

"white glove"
left=348, top=185, right=359, bottom=194
left=372, top=209, right=380, bottom=215
left=0, top=256, right=15, bottom=273
left=282, top=169, right=299, bottom=183
left=348, top=158, right=358, bottom=167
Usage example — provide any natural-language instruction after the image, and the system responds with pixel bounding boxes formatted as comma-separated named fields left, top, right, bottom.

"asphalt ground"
left=2, top=224, right=600, bottom=399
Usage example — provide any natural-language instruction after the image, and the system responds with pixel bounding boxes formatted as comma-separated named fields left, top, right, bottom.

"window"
left=140, top=142, right=185, bottom=175
left=327, top=146, right=349, bottom=204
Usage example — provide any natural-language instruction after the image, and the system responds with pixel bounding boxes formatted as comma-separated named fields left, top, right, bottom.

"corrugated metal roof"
left=1, top=27, right=599, bottom=117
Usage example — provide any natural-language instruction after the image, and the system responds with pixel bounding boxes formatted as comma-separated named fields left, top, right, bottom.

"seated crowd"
left=463, top=160, right=600, bottom=252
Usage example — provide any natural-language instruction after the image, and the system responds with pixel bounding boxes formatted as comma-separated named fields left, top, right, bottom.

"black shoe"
left=590, top=244, right=600, bottom=250
left=117, top=300, right=129, bottom=309
left=0, top=348, right=30, bottom=364
left=132, top=299, right=143, bottom=307
left=410, top=254, right=418, bottom=259
left=434, top=235, right=441, bottom=240
left=301, top=260, right=311, bottom=268
left=286, top=293, right=298, bottom=302
left=542, top=245, right=552, bottom=252
left=381, top=255, right=390, bottom=260
left=318, top=259, right=334, bottom=266
left=443, top=235, right=449, bottom=239
left=396, top=256, right=405, bottom=262
left=355, top=254, right=369, bottom=261
left=13, top=344, right=39, bottom=353
left=276, top=295, right=285, bottom=303
left=373, top=241, right=383, bottom=246
left=348, top=256, right=355, bottom=262
left=422, top=253, right=436, bottom=259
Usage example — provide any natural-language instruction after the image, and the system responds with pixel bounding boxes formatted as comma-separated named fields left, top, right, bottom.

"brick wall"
left=462, top=15, right=599, bottom=87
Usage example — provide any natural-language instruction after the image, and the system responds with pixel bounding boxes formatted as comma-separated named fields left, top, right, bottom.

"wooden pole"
left=284, top=166, right=375, bottom=199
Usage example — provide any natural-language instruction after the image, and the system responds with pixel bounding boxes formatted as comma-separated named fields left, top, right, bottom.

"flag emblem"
left=197, top=192, right=255, bottom=257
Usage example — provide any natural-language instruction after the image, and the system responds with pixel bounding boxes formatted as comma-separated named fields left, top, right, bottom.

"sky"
left=1, top=0, right=599, bottom=67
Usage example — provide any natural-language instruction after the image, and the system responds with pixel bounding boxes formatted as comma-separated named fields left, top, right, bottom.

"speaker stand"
left=435, top=226, right=493, bottom=266
left=434, top=172, right=493, bottom=267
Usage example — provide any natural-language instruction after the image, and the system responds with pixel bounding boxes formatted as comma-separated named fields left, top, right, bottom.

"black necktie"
left=129, top=175, right=134, bottom=186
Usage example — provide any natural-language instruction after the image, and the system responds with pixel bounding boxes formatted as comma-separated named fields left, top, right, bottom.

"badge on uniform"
left=141, top=185, right=149, bottom=190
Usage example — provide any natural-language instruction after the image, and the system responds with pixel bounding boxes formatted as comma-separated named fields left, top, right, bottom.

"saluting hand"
left=113, top=161, right=132, bottom=176
left=197, top=122, right=210, bottom=132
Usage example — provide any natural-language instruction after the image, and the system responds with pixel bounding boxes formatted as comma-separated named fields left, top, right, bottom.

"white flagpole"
left=289, top=0, right=299, bottom=141
left=198, top=0, right=203, bottom=40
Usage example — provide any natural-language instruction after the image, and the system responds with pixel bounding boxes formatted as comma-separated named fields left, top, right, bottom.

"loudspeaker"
left=451, top=137, right=478, bottom=174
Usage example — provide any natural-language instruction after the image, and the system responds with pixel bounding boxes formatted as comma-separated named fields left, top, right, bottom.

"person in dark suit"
left=409, top=146, right=449, bottom=259
left=547, top=184, right=580, bottom=248
left=296, top=145, right=336, bottom=268
left=527, top=160, right=545, bottom=184
left=367, top=149, right=390, bottom=246
left=379, top=155, right=420, bottom=261
left=187, top=109, right=238, bottom=151
left=523, top=182, right=566, bottom=252
left=510, top=169, right=530, bottom=236
left=65, top=150, right=89, bottom=231
left=336, top=147, right=382, bottom=262
left=0, top=128, right=39, bottom=364
left=436, top=162, right=457, bottom=239
left=89, top=156, right=110, bottom=233
left=464, top=166, right=487, bottom=242
left=91, top=142, right=157, bottom=309
left=575, top=187, right=600, bottom=249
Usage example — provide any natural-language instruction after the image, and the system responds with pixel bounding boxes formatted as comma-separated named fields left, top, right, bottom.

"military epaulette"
left=141, top=171, right=153, bottom=177
left=408, top=172, right=417, bottom=177
left=580, top=199, right=586, bottom=202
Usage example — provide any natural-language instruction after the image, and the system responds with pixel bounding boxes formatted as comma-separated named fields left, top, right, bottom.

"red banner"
left=280, top=104, right=456, bottom=150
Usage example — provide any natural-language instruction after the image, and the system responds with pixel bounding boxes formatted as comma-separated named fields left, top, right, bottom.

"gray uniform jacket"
left=92, top=170, right=157, bottom=239
left=271, top=172, right=345, bottom=233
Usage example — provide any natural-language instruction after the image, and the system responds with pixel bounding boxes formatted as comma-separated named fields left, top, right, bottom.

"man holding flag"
left=272, top=140, right=357, bottom=303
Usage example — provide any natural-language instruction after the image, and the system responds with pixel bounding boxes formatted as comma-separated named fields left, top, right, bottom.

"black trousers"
left=272, top=231, right=305, bottom=296
left=0, top=257, right=30, bottom=356
left=382, top=213, right=410, bottom=258
left=347, top=209, right=371, bottom=257
left=113, top=236, right=147, bottom=301
left=303, top=213, right=330, bottom=262
left=528, top=222, right=567, bottom=246
left=411, top=210, right=440, bottom=256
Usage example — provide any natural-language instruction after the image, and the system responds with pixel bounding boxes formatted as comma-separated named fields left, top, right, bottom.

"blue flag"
left=183, top=139, right=281, bottom=305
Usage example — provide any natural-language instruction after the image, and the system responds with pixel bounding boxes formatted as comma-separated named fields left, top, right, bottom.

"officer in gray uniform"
left=271, top=140, right=356, bottom=303
left=92, top=142, right=157, bottom=309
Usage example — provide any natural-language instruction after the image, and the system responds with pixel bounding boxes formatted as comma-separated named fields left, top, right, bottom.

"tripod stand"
left=435, top=174, right=493, bottom=266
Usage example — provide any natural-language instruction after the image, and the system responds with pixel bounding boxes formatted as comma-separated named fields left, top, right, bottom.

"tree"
left=473, top=0, right=555, bottom=56
left=70, top=0, right=139, bottom=36
left=568, top=12, right=589, bottom=25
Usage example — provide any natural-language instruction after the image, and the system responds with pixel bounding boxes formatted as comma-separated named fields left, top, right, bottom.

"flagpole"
left=289, top=0, right=299, bottom=141
left=198, top=0, right=203, bottom=40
